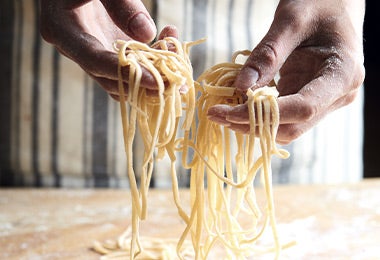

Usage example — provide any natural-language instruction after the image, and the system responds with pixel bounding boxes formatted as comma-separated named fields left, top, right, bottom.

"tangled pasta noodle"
left=93, top=39, right=293, bottom=259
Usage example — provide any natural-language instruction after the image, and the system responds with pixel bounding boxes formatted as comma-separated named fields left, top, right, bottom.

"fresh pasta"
left=98, top=37, right=202, bottom=259
left=175, top=51, right=292, bottom=259
left=93, top=40, right=292, bottom=259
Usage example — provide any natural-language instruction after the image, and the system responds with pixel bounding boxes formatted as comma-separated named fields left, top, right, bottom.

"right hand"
left=207, top=0, right=365, bottom=145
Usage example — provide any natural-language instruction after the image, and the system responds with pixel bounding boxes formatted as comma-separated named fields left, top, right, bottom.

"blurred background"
left=0, top=1, right=379, bottom=186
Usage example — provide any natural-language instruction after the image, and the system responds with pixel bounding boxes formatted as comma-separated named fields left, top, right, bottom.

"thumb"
left=100, top=0, right=157, bottom=43
left=235, top=4, right=308, bottom=91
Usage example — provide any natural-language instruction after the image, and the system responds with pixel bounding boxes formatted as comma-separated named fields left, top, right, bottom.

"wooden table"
left=1, top=180, right=380, bottom=259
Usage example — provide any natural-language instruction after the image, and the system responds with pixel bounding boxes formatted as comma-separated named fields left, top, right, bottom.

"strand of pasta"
left=95, top=37, right=203, bottom=259
left=176, top=50, right=290, bottom=259
left=93, top=40, right=291, bottom=260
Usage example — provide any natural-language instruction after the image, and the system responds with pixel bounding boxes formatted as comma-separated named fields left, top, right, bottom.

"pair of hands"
left=40, top=0, right=365, bottom=144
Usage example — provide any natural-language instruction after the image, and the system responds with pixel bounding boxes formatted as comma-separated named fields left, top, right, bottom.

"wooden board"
left=1, top=179, right=380, bottom=259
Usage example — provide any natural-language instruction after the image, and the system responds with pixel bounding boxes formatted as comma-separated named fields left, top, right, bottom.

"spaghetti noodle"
left=93, top=41, right=292, bottom=259
left=174, top=51, right=291, bottom=259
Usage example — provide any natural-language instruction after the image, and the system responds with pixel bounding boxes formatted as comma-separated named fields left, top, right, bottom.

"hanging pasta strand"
left=93, top=41, right=294, bottom=260
left=177, top=50, right=292, bottom=259
left=93, top=37, right=203, bottom=259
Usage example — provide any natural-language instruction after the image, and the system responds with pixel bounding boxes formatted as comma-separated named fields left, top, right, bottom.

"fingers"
left=40, top=1, right=160, bottom=97
left=234, top=1, right=313, bottom=92
left=154, top=25, right=179, bottom=52
left=158, top=25, right=179, bottom=40
left=276, top=87, right=360, bottom=144
left=207, top=105, right=234, bottom=126
left=206, top=100, right=312, bottom=143
left=100, top=0, right=156, bottom=43
left=207, top=86, right=360, bottom=144
left=80, top=24, right=180, bottom=97
left=207, top=74, right=359, bottom=142
left=86, top=24, right=182, bottom=98
left=55, top=35, right=156, bottom=90
left=207, top=104, right=250, bottom=129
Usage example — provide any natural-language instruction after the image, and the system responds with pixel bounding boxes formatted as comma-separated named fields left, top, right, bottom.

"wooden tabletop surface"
left=1, top=179, right=379, bottom=259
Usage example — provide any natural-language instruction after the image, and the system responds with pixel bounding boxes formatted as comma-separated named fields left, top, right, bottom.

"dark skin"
left=40, top=0, right=178, bottom=100
left=208, top=0, right=365, bottom=144
left=40, top=0, right=365, bottom=145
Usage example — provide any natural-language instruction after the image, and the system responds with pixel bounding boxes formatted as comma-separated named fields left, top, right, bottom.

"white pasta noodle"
left=93, top=41, right=293, bottom=260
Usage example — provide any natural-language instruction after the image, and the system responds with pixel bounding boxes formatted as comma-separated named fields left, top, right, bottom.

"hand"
left=40, top=0, right=177, bottom=100
left=207, top=0, right=365, bottom=144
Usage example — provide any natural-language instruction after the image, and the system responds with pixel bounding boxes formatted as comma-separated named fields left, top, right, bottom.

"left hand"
left=40, top=0, right=178, bottom=101
left=207, top=0, right=365, bottom=144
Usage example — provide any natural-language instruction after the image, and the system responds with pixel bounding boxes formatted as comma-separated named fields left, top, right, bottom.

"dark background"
left=363, top=2, right=380, bottom=178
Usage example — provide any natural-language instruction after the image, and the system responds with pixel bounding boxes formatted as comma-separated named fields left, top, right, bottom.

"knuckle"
left=343, top=90, right=359, bottom=106
left=252, top=41, right=278, bottom=71
left=281, top=14, right=302, bottom=33
left=354, top=63, right=365, bottom=88
left=342, top=47, right=365, bottom=89
left=339, top=56, right=364, bottom=107
left=40, top=20, right=55, bottom=43
left=39, top=6, right=59, bottom=44
left=278, top=124, right=304, bottom=144
left=276, top=2, right=308, bottom=33
left=294, top=96, right=316, bottom=122
left=299, top=103, right=316, bottom=122
left=344, top=51, right=365, bottom=89
left=287, top=127, right=303, bottom=142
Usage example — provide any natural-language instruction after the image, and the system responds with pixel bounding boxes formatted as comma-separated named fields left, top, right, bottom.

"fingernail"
left=128, top=13, right=156, bottom=42
left=236, top=67, right=259, bottom=91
